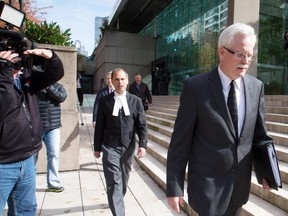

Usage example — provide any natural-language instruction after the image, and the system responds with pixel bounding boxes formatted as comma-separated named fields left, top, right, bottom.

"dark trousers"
left=223, top=205, right=241, bottom=216
left=198, top=204, right=241, bottom=216
left=77, top=88, right=83, bottom=105
left=101, top=144, right=135, bottom=216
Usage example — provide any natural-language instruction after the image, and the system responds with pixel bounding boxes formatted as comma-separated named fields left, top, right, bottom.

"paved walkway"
left=3, top=94, right=185, bottom=216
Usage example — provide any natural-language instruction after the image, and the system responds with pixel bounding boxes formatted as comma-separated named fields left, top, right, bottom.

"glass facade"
left=140, top=0, right=228, bottom=95
left=258, top=0, right=288, bottom=94
left=140, top=0, right=288, bottom=95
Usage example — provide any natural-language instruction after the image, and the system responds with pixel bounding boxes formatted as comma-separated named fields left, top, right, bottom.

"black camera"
left=0, top=1, right=45, bottom=72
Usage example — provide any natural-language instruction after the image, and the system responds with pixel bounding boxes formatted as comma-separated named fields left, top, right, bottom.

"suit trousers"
left=101, top=143, right=135, bottom=216
left=198, top=203, right=241, bottom=216
left=222, top=204, right=241, bottom=216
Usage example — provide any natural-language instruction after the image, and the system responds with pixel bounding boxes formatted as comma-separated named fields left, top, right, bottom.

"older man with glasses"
left=166, top=23, right=277, bottom=216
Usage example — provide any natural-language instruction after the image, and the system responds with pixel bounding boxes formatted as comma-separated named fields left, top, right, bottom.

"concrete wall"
left=36, top=44, right=79, bottom=173
left=228, top=0, right=260, bottom=78
left=93, top=31, right=155, bottom=93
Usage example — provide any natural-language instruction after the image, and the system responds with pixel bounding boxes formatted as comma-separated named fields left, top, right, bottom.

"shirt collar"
left=114, top=90, right=127, bottom=97
left=218, top=66, right=242, bottom=91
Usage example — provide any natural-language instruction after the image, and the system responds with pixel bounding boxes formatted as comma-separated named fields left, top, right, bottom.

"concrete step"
left=146, top=110, right=176, bottom=121
left=147, top=120, right=173, bottom=137
left=242, top=193, right=288, bottom=216
left=134, top=153, right=195, bottom=216
left=152, top=96, right=288, bottom=116
left=265, top=101, right=287, bottom=107
left=151, top=103, right=179, bottom=109
left=266, top=121, right=288, bottom=134
left=148, top=109, right=288, bottom=149
left=266, top=106, right=288, bottom=115
left=275, top=145, right=288, bottom=164
left=146, top=114, right=175, bottom=128
left=146, top=114, right=288, bottom=175
left=149, top=106, right=178, bottom=115
left=250, top=174, right=288, bottom=212
left=147, top=128, right=170, bottom=149
left=147, top=133, right=288, bottom=186
left=147, top=113, right=288, bottom=174
left=142, top=96, right=288, bottom=215
left=266, top=113, right=288, bottom=123
left=268, top=131, right=288, bottom=147
left=146, top=139, right=168, bottom=166
left=278, top=160, right=288, bottom=184
left=147, top=132, right=288, bottom=213
left=265, top=95, right=288, bottom=107
left=147, top=118, right=288, bottom=183
left=139, top=141, right=288, bottom=216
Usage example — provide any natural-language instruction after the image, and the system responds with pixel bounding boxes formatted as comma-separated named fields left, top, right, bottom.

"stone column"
left=228, top=0, right=260, bottom=78
left=36, top=44, right=80, bottom=173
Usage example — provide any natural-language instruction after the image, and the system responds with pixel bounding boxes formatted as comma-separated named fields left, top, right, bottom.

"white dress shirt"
left=218, top=66, right=245, bottom=137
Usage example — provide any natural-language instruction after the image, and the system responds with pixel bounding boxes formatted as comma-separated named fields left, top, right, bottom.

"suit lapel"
left=208, top=69, right=236, bottom=138
left=126, top=92, right=132, bottom=106
left=240, top=76, right=253, bottom=137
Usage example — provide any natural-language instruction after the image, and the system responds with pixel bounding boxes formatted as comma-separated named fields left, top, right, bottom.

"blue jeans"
left=0, top=155, right=37, bottom=216
left=42, top=128, right=61, bottom=188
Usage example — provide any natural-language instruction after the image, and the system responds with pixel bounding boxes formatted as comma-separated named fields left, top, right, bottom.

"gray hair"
left=218, top=23, right=257, bottom=48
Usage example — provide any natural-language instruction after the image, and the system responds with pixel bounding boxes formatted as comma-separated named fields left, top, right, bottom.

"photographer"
left=0, top=48, right=64, bottom=215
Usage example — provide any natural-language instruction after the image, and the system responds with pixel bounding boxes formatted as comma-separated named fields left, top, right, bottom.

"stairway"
left=135, top=95, right=288, bottom=216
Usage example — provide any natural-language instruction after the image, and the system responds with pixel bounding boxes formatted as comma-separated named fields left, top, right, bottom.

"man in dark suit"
left=129, top=73, right=152, bottom=111
left=92, top=71, right=114, bottom=127
left=166, top=23, right=272, bottom=216
left=94, top=68, right=147, bottom=216
left=76, top=72, right=84, bottom=106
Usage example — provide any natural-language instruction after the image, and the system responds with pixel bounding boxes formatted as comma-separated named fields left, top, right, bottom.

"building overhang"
left=109, top=0, right=173, bottom=33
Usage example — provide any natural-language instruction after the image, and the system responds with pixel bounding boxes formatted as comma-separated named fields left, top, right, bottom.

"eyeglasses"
left=222, top=46, right=255, bottom=61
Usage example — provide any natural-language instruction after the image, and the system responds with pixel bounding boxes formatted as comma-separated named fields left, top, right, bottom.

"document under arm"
left=252, top=143, right=282, bottom=190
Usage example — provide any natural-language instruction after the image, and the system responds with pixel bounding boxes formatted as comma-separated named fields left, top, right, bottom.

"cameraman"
left=0, top=48, right=64, bottom=215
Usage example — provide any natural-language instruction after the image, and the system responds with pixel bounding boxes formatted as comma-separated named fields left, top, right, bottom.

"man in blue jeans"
left=37, top=82, right=67, bottom=192
left=0, top=48, right=64, bottom=215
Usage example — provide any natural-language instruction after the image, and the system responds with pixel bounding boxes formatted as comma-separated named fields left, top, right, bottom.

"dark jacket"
left=94, top=92, right=147, bottom=152
left=166, top=67, right=273, bottom=216
left=37, top=82, right=67, bottom=131
left=129, top=81, right=152, bottom=110
left=92, top=86, right=110, bottom=123
left=0, top=52, right=64, bottom=163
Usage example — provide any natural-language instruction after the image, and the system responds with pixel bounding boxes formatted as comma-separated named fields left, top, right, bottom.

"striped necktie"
left=227, top=80, right=238, bottom=137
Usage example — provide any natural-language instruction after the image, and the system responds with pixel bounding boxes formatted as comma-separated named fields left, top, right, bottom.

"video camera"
left=0, top=1, right=45, bottom=72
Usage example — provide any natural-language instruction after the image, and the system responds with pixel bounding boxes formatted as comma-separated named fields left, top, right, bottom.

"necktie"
left=227, top=80, right=238, bottom=137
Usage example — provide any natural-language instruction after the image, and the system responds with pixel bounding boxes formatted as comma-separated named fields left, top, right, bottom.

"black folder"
left=252, top=143, right=282, bottom=190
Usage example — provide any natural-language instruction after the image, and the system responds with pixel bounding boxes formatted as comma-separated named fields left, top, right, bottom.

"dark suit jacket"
left=129, top=81, right=152, bottom=110
left=92, top=86, right=110, bottom=122
left=166, top=67, right=273, bottom=216
left=94, top=92, right=147, bottom=152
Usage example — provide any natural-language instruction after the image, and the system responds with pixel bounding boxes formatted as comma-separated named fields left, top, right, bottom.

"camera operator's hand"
left=0, top=51, right=21, bottom=63
left=23, top=49, right=53, bottom=59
